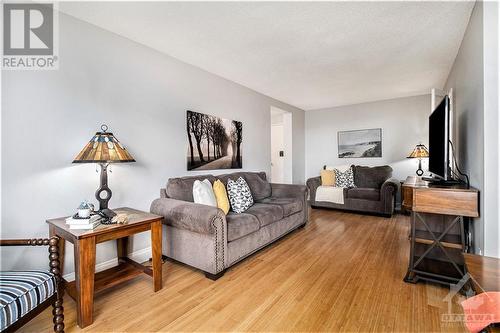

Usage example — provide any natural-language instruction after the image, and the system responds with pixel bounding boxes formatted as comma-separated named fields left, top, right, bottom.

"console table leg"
left=74, top=237, right=96, bottom=328
left=151, top=221, right=162, bottom=292
left=404, top=271, right=418, bottom=283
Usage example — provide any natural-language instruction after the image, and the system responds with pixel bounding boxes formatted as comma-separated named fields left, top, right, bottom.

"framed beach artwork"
left=337, top=128, right=382, bottom=158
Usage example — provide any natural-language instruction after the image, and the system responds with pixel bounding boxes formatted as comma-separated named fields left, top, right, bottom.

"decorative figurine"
left=112, top=213, right=128, bottom=224
left=77, top=200, right=93, bottom=218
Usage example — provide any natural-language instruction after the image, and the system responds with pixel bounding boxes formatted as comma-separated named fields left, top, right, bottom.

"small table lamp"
left=407, top=144, right=429, bottom=176
left=73, top=124, right=135, bottom=218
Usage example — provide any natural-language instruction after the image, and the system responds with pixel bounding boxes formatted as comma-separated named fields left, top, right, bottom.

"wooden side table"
left=46, top=207, right=163, bottom=328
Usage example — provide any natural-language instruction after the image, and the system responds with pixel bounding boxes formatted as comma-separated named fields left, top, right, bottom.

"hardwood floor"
left=21, top=209, right=467, bottom=332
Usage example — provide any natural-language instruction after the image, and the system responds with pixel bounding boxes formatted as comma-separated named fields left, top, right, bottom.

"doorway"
left=270, top=107, right=292, bottom=184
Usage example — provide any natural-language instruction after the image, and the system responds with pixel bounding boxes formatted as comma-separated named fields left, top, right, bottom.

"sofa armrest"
left=270, top=183, right=307, bottom=199
left=381, top=178, right=400, bottom=195
left=306, top=176, right=321, bottom=202
left=380, top=178, right=400, bottom=214
left=150, top=198, right=225, bottom=235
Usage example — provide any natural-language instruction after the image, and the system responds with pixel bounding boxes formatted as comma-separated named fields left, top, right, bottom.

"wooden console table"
left=402, top=176, right=479, bottom=286
left=46, top=207, right=163, bottom=328
left=464, top=253, right=500, bottom=293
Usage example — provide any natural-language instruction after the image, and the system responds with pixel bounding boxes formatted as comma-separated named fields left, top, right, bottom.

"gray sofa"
left=150, top=172, right=308, bottom=280
left=307, top=165, right=399, bottom=217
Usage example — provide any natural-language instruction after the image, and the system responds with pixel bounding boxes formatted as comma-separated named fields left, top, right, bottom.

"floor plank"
left=20, top=209, right=467, bottom=332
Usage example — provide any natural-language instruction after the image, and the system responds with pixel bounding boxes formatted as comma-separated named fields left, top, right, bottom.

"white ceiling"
left=59, top=1, right=474, bottom=110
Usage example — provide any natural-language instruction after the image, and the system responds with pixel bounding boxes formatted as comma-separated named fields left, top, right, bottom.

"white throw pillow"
left=193, top=179, right=217, bottom=207
left=227, top=177, right=254, bottom=213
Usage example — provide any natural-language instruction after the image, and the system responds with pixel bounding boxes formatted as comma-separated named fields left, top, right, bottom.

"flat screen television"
left=428, top=96, right=451, bottom=180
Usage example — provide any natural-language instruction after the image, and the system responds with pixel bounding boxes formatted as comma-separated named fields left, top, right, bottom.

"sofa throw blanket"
left=315, top=186, right=345, bottom=205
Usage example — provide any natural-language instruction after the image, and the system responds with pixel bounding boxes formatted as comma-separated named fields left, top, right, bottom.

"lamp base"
left=96, top=163, right=113, bottom=212
left=99, top=208, right=117, bottom=219
left=415, top=159, right=424, bottom=176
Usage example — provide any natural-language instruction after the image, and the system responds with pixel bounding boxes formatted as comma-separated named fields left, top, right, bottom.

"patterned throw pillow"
left=227, top=177, right=254, bottom=213
left=334, top=167, right=356, bottom=188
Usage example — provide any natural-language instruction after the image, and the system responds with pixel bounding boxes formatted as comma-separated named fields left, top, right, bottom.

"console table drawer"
left=413, top=189, right=478, bottom=217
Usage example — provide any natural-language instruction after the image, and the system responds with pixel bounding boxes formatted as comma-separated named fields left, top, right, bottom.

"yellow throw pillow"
left=213, top=180, right=230, bottom=214
left=320, top=170, right=336, bottom=186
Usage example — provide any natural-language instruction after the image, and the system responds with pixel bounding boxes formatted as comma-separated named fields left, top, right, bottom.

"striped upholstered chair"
left=0, top=237, right=64, bottom=333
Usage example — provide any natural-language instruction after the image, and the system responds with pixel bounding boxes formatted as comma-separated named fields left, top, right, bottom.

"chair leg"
left=52, top=293, right=64, bottom=333
left=49, top=236, right=65, bottom=333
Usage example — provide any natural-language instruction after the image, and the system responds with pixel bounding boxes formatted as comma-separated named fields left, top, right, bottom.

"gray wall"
left=305, top=95, right=431, bottom=182
left=0, top=13, right=305, bottom=275
left=444, top=1, right=500, bottom=257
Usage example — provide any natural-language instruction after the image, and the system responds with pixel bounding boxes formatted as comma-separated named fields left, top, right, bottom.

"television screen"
left=428, top=96, right=450, bottom=179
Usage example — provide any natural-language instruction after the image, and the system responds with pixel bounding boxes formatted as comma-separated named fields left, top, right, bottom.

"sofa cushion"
left=213, top=180, right=230, bottom=214
left=167, top=175, right=216, bottom=202
left=245, top=203, right=283, bottom=227
left=334, top=167, right=356, bottom=188
left=227, top=177, right=254, bottom=213
left=258, top=197, right=303, bottom=217
left=320, top=169, right=335, bottom=186
left=347, top=188, right=380, bottom=201
left=226, top=213, right=260, bottom=242
left=353, top=165, right=392, bottom=189
left=218, top=172, right=271, bottom=201
left=192, top=179, right=217, bottom=207
left=0, top=270, right=56, bottom=331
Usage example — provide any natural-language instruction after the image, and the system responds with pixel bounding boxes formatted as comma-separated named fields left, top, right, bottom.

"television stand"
left=401, top=176, right=479, bottom=286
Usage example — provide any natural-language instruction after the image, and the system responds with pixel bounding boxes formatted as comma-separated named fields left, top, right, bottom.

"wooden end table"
left=464, top=253, right=500, bottom=294
left=46, top=207, right=163, bottom=328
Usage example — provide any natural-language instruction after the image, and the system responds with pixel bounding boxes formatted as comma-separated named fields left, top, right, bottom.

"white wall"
left=270, top=107, right=293, bottom=184
left=270, top=124, right=284, bottom=183
left=305, top=95, right=431, bottom=181
left=482, top=0, right=499, bottom=258
left=444, top=1, right=500, bottom=257
left=0, top=13, right=305, bottom=275
left=282, top=113, right=293, bottom=184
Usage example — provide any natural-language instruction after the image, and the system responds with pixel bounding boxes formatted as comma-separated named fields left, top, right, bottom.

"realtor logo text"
left=2, top=3, right=58, bottom=70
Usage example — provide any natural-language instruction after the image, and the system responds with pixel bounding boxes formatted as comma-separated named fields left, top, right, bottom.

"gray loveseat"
left=307, top=165, right=399, bottom=217
left=150, top=172, right=308, bottom=280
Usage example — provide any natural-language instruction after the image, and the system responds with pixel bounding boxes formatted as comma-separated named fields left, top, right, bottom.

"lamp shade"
left=73, top=124, right=135, bottom=163
left=407, top=144, right=429, bottom=159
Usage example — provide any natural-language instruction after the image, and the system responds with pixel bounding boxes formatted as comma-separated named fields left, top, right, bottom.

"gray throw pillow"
left=227, top=177, right=254, bottom=213
left=334, top=167, right=356, bottom=188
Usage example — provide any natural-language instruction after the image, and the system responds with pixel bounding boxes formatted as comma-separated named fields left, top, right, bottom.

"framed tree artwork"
left=186, top=110, right=242, bottom=171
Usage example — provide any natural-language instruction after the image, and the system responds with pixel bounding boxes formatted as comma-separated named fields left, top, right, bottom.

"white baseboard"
left=129, top=246, right=153, bottom=263
left=63, top=246, right=153, bottom=282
